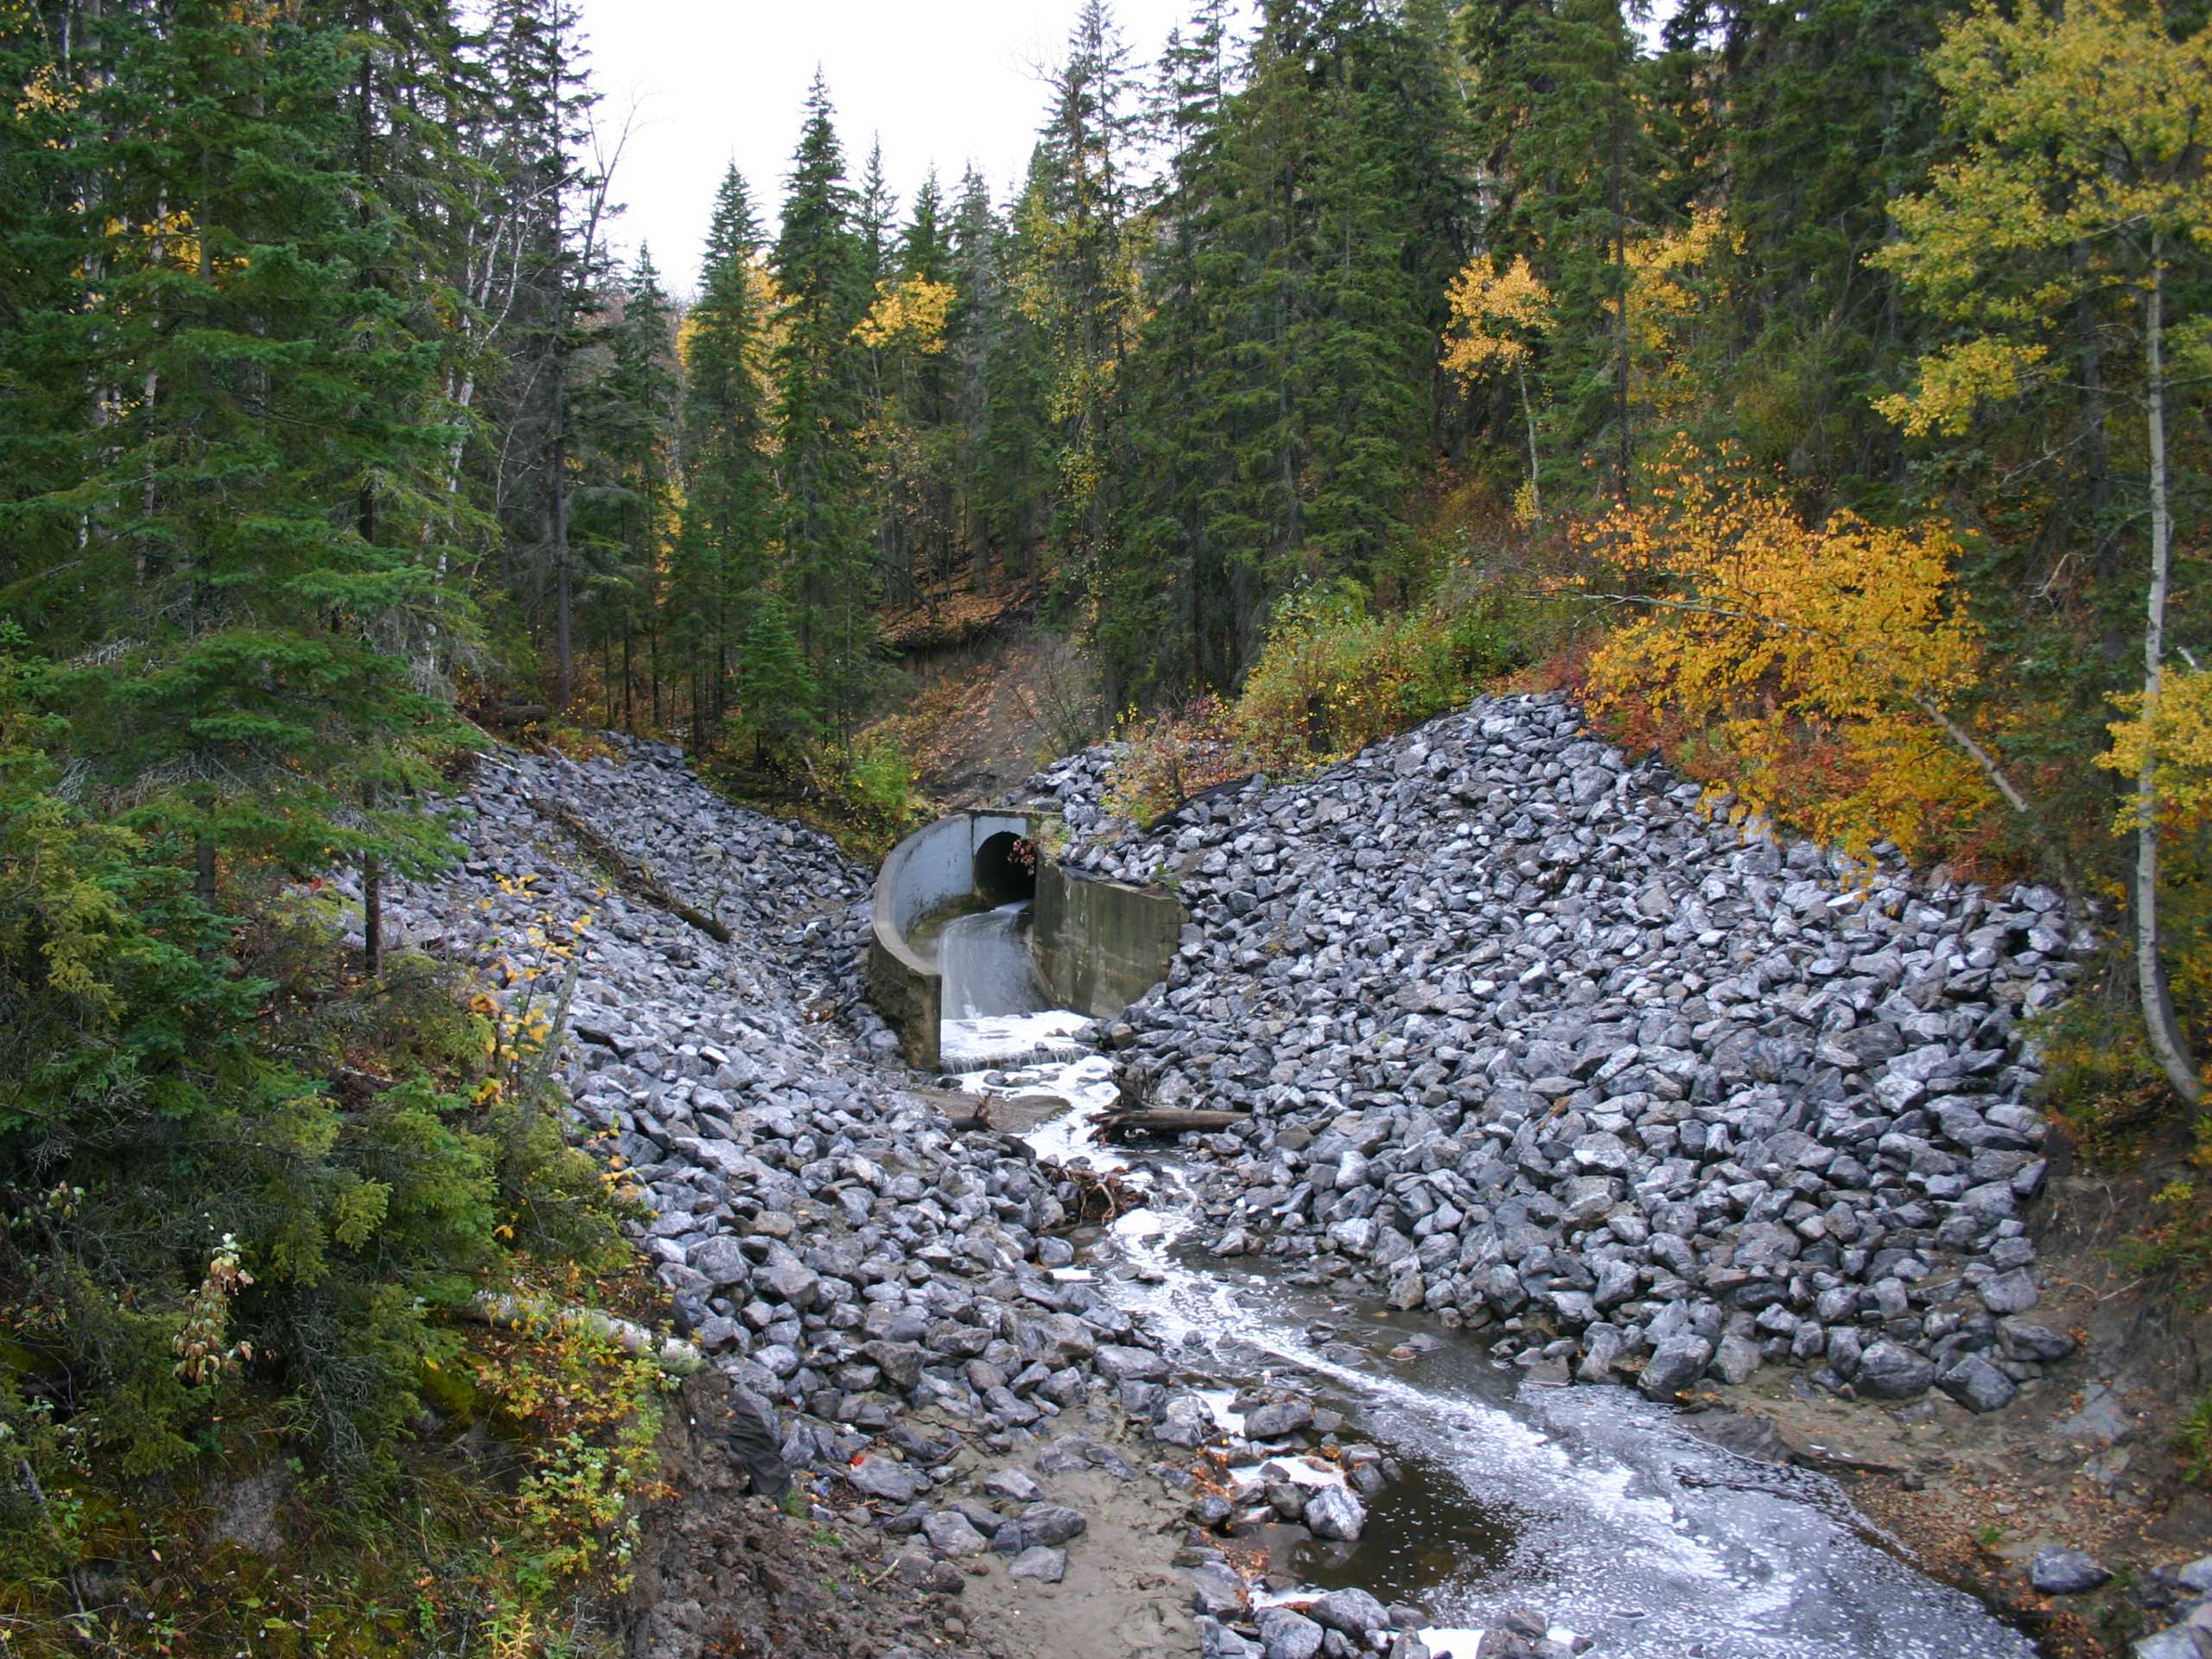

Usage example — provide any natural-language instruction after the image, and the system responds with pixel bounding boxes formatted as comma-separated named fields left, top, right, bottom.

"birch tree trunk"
left=1517, top=362, right=1541, bottom=522
left=2135, top=243, right=2202, bottom=1108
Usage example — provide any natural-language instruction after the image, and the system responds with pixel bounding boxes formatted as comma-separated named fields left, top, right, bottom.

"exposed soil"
left=1704, top=1141, right=2212, bottom=1657
left=627, top=1370, right=1007, bottom=1659
left=627, top=1373, right=1202, bottom=1659
left=868, top=624, right=1104, bottom=809
left=946, top=1427, right=1201, bottom=1659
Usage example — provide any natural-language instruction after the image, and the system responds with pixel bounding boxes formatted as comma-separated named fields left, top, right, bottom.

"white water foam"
left=925, top=896, right=2024, bottom=1656
left=940, top=1008, right=1096, bottom=1069
left=1414, top=1630, right=1486, bottom=1658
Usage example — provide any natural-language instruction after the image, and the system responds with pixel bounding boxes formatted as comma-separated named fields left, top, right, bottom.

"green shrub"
left=2180, top=1392, right=2212, bottom=1486
left=0, top=664, right=629, bottom=1503
left=832, top=736, right=929, bottom=858
left=1233, top=579, right=1522, bottom=768
left=2036, top=984, right=2183, bottom=1172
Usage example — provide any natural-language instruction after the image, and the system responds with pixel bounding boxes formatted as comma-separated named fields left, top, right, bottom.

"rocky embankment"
left=362, top=704, right=2210, bottom=1659
left=1026, top=693, right=2086, bottom=1416
left=376, top=740, right=1382, bottom=1659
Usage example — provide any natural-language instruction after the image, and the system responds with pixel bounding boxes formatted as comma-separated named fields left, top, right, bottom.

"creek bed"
left=940, top=914, right=2044, bottom=1659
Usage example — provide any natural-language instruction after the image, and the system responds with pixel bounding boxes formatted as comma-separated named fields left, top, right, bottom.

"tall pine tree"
left=772, top=74, right=878, bottom=738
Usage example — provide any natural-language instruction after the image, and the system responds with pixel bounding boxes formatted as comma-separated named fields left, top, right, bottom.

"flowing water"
left=937, top=906, right=2043, bottom=1659
left=939, top=902, right=1049, bottom=1024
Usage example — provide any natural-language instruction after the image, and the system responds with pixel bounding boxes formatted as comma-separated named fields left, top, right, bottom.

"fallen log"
left=532, top=795, right=734, bottom=944
left=1100, top=1108, right=1250, bottom=1138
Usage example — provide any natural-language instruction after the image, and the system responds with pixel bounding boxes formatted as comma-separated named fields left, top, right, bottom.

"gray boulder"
left=923, top=1510, right=990, bottom=1557
left=1243, top=1400, right=1316, bottom=1440
left=1937, top=1356, right=2018, bottom=1414
left=1008, top=1545, right=1067, bottom=1584
left=1308, top=1587, right=1389, bottom=1638
left=1304, top=1484, right=1368, bottom=1541
left=1639, top=1334, right=1713, bottom=1399
left=846, top=1453, right=919, bottom=1503
left=1854, top=1341, right=1936, bottom=1401
left=1255, top=1607, right=1325, bottom=1659
left=2030, top=1548, right=2112, bottom=1595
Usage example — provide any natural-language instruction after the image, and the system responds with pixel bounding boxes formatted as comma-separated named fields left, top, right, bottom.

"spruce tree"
left=1025, top=0, right=1139, bottom=587
left=772, top=74, right=877, bottom=739
left=945, top=167, right=1046, bottom=593
left=18, top=3, right=466, bottom=901
left=676, top=167, right=789, bottom=752
left=981, top=153, right=1061, bottom=590
left=1106, top=0, right=1238, bottom=696
left=572, top=248, right=679, bottom=731
left=1463, top=0, right=1663, bottom=501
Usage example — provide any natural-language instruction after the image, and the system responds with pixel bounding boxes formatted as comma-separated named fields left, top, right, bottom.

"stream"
left=933, top=901, right=2043, bottom=1659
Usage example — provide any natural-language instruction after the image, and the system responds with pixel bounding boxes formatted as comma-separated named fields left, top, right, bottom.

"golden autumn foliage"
left=1620, top=206, right=1740, bottom=422
left=2103, top=668, right=2212, bottom=831
left=1443, top=255, right=1553, bottom=522
left=1581, top=458, right=1996, bottom=859
left=1871, top=0, right=2212, bottom=438
left=1871, top=0, right=2210, bottom=1102
left=675, top=260, right=783, bottom=375
left=851, top=274, right=956, bottom=353
left=1441, top=254, right=1551, bottom=378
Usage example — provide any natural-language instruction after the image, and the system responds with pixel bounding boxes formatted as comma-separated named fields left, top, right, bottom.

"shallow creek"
left=935, top=904, right=2042, bottom=1659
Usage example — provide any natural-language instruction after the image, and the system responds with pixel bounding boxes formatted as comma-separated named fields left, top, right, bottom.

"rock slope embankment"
left=1024, top=693, right=2089, bottom=1413
left=371, top=739, right=1206, bottom=1656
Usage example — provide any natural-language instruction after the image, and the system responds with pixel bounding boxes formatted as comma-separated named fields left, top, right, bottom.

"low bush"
left=2036, top=984, right=2185, bottom=1172
left=1233, top=579, right=1525, bottom=769
left=1103, top=694, right=1249, bottom=828
left=709, top=731, right=930, bottom=863
left=2179, top=1391, right=2212, bottom=1486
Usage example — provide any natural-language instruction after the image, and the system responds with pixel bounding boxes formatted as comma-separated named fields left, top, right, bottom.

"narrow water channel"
left=938, top=902, right=2043, bottom=1659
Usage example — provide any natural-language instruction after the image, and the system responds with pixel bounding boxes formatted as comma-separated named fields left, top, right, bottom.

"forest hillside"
left=0, top=0, right=2208, bottom=1654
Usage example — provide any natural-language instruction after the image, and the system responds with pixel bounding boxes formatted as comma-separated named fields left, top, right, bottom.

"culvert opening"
left=973, top=830, right=1037, bottom=906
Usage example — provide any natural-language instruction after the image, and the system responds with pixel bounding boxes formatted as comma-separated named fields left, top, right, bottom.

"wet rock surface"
left=1020, top=693, right=2087, bottom=1408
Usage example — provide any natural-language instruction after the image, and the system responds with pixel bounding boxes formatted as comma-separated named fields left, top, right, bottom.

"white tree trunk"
left=1517, top=363, right=1542, bottom=522
left=2136, top=245, right=2202, bottom=1108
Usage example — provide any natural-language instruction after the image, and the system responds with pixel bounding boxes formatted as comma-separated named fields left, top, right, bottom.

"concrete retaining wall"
left=868, top=812, right=1188, bottom=1065
left=1033, top=863, right=1186, bottom=1020
left=866, top=810, right=1031, bottom=1069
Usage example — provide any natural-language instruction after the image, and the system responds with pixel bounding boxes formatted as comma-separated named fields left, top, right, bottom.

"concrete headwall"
left=869, top=812, right=1188, bottom=1065
left=1033, top=863, right=1186, bottom=1021
left=866, top=810, right=1031, bottom=1069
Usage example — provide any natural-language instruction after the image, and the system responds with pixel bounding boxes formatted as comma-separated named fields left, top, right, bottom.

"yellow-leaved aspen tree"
left=1872, top=0, right=2209, bottom=1107
left=1442, top=255, right=1554, bottom=524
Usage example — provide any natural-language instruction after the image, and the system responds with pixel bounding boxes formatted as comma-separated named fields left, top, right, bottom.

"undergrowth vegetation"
left=0, top=668, right=667, bottom=1654
left=705, top=731, right=931, bottom=864
left=1103, top=492, right=1561, bottom=827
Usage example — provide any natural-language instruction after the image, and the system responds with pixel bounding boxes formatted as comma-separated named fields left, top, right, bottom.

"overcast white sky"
left=576, top=0, right=1242, bottom=294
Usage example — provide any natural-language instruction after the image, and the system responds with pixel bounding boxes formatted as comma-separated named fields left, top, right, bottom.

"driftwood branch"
left=1101, top=1108, right=1249, bottom=1138
left=532, top=795, right=734, bottom=943
left=1045, top=1163, right=1145, bottom=1224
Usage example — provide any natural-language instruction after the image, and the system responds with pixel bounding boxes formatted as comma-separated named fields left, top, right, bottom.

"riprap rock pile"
left=1024, top=694, right=2088, bottom=1410
left=371, top=736, right=1186, bottom=1574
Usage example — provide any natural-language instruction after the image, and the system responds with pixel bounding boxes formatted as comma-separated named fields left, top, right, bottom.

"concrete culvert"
left=973, top=830, right=1037, bottom=905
